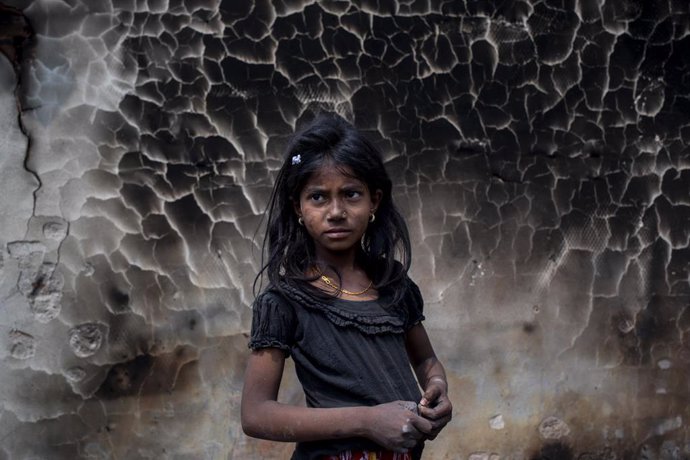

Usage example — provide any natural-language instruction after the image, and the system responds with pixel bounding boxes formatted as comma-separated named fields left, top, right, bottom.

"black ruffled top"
left=248, top=278, right=426, bottom=460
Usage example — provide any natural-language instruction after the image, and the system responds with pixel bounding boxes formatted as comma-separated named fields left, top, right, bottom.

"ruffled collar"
left=274, top=282, right=407, bottom=335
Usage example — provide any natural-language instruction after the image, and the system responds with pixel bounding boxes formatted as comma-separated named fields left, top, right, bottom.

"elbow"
left=241, top=410, right=260, bottom=438
left=241, top=421, right=257, bottom=438
left=241, top=404, right=270, bottom=439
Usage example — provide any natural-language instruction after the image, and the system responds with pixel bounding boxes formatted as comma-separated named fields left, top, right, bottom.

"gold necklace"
left=316, top=268, right=373, bottom=296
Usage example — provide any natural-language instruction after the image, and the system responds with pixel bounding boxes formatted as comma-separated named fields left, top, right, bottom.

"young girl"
left=241, top=115, right=452, bottom=460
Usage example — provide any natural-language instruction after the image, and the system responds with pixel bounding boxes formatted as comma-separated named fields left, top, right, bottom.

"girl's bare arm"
left=405, top=323, right=453, bottom=439
left=241, top=348, right=433, bottom=450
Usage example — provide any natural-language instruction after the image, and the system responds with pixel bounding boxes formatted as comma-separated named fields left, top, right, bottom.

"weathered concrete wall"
left=0, top=1, right=688, bottom=458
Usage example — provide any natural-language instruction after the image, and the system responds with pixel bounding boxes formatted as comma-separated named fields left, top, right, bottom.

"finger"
left=419, top=397, right=452, bottom=420
left=402, top=438, right=418, bottom=449
left=424, top=428, right=441, bottom=441
left=401, top=421, right=424, bottom=440
left=429, top=414, right=452, bottom=432
left=418, top=404, right=439, bottom=420
left=409, top=414, right=434, bottom=436
left=424, top=415, right=452, bottom=440
left=418, top=403, right=445, bottom=420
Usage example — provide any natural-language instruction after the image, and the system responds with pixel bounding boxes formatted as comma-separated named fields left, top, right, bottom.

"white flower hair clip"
left=291, top=154, right=302, bottom=165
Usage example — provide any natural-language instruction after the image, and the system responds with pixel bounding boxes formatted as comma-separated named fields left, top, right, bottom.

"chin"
left=318, top=241, right=357, bottom=253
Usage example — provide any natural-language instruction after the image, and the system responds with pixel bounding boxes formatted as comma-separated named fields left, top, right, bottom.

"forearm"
left=405, top=324, right=447, bottom=391
left=242, top=400, right=370, bottom=442
left=413, top=356, right=447, bottom=391
left=405, top=325, right=452, bottom=437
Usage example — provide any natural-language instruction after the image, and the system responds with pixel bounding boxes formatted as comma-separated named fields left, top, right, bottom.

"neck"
left=311, top=250, right=374, bottom=298
left=313, top=249, right=359, bottom=274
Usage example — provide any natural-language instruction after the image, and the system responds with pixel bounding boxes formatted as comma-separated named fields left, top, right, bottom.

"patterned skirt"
left=321, top=451, right=411, bottom=460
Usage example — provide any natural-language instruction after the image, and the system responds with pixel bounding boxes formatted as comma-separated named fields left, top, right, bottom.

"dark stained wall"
left=0, top=0, right=689, bottom=458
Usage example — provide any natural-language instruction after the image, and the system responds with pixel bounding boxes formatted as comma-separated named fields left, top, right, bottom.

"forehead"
left=303, top=163, right=364, bottom=188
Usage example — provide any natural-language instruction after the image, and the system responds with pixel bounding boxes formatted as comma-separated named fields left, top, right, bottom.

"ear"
left=370, top=189, right=383, bottom=213
left=292, top=197, right=302, bottom=217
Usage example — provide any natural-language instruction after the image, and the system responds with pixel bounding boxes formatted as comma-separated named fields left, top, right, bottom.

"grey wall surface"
left=0, top=0, right=689, bottom=458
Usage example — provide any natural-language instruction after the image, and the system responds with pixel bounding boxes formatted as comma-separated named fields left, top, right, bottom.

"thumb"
left=420, top=385, right=441, bottom=407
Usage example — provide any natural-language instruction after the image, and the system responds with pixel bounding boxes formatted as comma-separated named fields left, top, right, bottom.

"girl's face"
left=294, top=163, right=381, bottom=261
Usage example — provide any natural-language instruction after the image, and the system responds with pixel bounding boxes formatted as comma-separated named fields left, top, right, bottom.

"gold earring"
left=369, top=213, right=375, bottom=223
left=298, top=217, right=304, bottom=226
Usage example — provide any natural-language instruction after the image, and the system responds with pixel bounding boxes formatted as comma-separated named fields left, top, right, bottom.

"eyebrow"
left=303, top=183, right=365, bottom=192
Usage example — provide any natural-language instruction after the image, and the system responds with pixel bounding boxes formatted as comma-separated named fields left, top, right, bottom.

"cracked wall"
left=0, top=0, right=689, bottom=459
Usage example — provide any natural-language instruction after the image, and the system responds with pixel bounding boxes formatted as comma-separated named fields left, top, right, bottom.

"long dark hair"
left=254, top=114, right=412, bottom=305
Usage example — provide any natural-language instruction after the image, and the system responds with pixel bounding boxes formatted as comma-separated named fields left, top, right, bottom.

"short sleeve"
left=248, top=290, right=296, bottom=354
left=404, top=278, right=425, bottom=330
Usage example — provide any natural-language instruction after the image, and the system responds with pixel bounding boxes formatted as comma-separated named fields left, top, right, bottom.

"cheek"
left=349, top=215, right=369, bottom=237
left=301, top=212, right=321, bottom=231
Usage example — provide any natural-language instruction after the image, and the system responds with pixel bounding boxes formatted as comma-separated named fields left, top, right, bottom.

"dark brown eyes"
left=306, top=190, right=363, bottom=202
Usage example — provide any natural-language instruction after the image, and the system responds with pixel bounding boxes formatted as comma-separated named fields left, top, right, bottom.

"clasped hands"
left=368, top=378, right=452, bottom=452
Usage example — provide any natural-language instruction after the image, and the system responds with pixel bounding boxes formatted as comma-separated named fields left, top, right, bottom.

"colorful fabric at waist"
left=321, top=450, right=411, bottom=460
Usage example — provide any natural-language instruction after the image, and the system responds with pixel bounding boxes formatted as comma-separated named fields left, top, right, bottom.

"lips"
left=324, top=228, right=352, bottom=238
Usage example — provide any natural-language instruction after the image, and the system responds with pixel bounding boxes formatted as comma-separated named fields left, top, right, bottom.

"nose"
left=327, top=199, right=346, bottom=220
